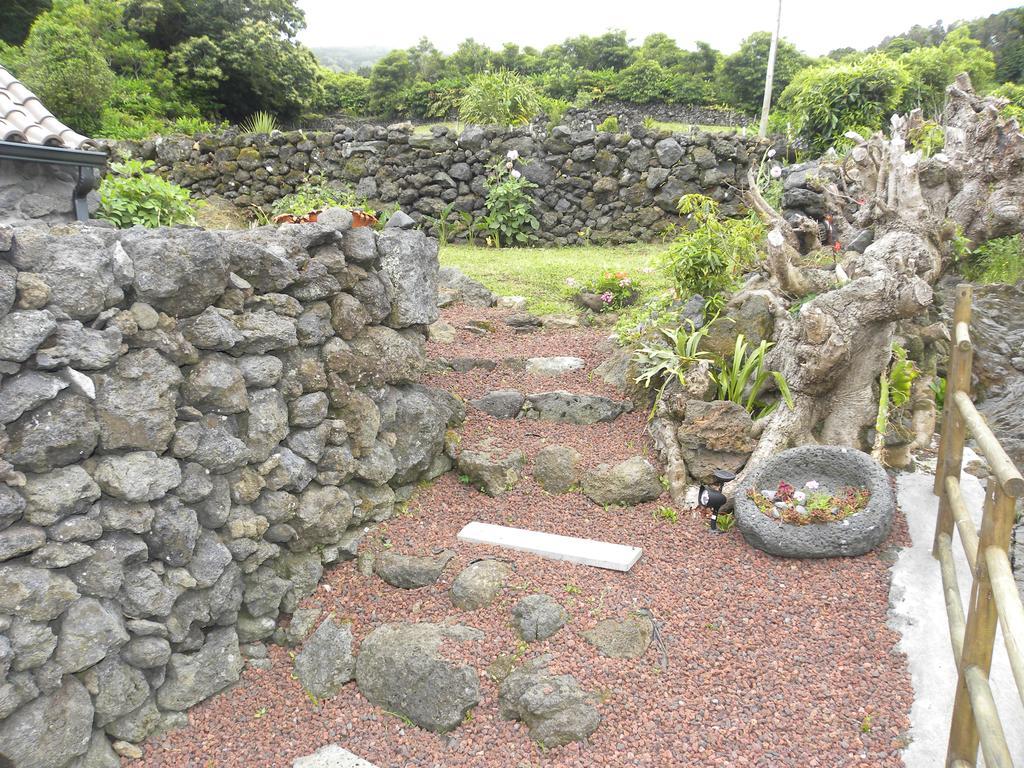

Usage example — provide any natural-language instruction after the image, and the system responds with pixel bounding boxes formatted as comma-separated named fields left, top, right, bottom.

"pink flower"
left=600, top=291, right=614, bottom=304
left=618, top=278, right=631, bottom=287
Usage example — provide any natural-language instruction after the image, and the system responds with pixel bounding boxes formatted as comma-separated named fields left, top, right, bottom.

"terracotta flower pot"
left=351, top=210, right=378, bottom=228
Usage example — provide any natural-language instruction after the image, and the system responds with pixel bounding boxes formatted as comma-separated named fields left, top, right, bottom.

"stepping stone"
left=524, top=391, right=629, bottom=425
left=582, top=613, right=654, bottom=659
left=496, top=296, right=527, bottom=311
left=293, top=744, right=378, bottom=768
left=456, top=448, right=526, bottom=496
left=450, top=559, right=512, bottom=610
left=448, top=357, right=497, bottom=373
left=505, top=312, right=542, bottom=329
left=373, top=549, right=455, bottom=589
left=470, top=390, right=525, bottom=419
left=533, top=445, right=582, bottom=493
left=582, top=457, right=663, bottom=506
left=525, top=356, right=585, bottom=376
left=457, top=521, right=642, bottom=572
left=540, top=314, right=580, bottom=329
left=461, top=319, right=494, bottom=334
left=512, top=594, right=568, bottom=642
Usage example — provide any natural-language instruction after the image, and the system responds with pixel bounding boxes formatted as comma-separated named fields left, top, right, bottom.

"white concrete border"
left=891, top=449, right=1024, bottom=767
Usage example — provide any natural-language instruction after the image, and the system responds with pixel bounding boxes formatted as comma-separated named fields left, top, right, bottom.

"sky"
left=297, top=0, right=1021, bottom=55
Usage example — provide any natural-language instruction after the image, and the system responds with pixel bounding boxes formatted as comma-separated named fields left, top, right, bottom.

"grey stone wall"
left=0, top=213, right=459, bottom=766
left=0, top=159, right=91, bottom=228
left=112, top=123, right=765, bottom=245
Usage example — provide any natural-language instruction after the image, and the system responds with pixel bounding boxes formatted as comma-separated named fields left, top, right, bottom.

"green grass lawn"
left=438, top=243, right=671, bottom=315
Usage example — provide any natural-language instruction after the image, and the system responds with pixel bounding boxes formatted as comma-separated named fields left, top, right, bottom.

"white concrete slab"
left=293, top=744, right=378, bottom=768
left=891, top=448, right=1024, bottom=768
left=457, top=521, right=642, bottom=571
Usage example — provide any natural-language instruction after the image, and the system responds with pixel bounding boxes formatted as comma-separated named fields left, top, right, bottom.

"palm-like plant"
left=710, top=334, right=793, bottom=418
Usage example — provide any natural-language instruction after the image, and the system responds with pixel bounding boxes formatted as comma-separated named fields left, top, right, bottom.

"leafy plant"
left=458, top=69, right=541, bottom=126
left=633, top=322, right=712, bottom=394
left=710, top=334, right=794, bottom=418
left=654, top=505, right=679, bottom=523
left=930, top=377, right=947, bottom=413
left=270, top=179, right=368, bottom=218
left=715, top=512, right=736, bottom=532
left=662, top=195, right=764, bottom=310
left=96, top=160, right=197, bottom=228
left=961, top=234, right=1024, bottom=284
left=642, top=115, right=657, bottom=131
left=597, top=115, right=619, bottom=132
left=480, top=153, right=539, bottom=247
left=239, top=110, right=279, bottom=134
left=874, top=343, right=920, bottom=448
left=908, top=119, right=945, bottom=157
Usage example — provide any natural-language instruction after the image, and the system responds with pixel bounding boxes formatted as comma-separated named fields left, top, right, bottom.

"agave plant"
left=239, top=111, right=279, bottom=134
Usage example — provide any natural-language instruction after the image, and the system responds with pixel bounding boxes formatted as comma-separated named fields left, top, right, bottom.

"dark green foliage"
left=609, top=59, right=676, bottom=104
left=717, top=32, right=811, bottom=115
left=368, top=50, right=416, bottom=115
left=97, top=159, right=197, bottom=227
left=0, top=0, right=51, bottom=46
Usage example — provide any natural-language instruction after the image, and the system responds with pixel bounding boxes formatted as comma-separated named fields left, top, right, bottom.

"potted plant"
left=268, top=179, right=379, bottom=227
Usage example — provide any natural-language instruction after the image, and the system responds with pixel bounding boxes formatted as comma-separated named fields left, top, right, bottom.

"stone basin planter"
left=734, top=445, right=895, bottom=558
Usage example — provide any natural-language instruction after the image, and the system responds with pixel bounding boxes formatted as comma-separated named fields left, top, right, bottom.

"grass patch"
left=438, top=243, right=670, bottom=315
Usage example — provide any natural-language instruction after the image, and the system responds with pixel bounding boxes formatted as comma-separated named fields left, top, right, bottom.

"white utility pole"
left=758, top=0, right=783, bottom=138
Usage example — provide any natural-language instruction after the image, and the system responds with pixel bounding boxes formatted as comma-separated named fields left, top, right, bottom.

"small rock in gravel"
left=456, top=448, right=527, bottom=497
left=449, top=560, right=512, bottom=610
left=524, top=391, right=629, bottom=425
left=533, top=445, right=582, bottom=494
left=525, top=356, right=585, bottom=376
left=294, top=616, right=355, bottom=700
left=355, top=622, right=483, bottom=733
left=373, top=549, right=455, bottom=589
left=461, top=319, right=494, bottom=334
left=496, top=296, right=527, bottom=311
left=582, top=613, right=654, bottom=659
left=448, top=357, right=497, bottom=373
left=470, top=390, right=525, bottom=419
left=512, top=594, right=568, bottom=642
left=112, top=740, right=144, bottom=759
left=505, top=312, right=542, bottom=329
left=498, top=655, right=601, bottom=747
left=540, top=314, right=580, bottom=328
left=427, top=319, right=457, bottom=344
left=582, top=456, right=663, bottom=506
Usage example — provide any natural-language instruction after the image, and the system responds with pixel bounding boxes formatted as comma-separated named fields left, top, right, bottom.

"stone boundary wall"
left=0, top=214, right=459, bottom=766
left=0, top=159, right=96, bottom=228
left=552, top=101, right=752, bottom=132
left=111, top=123, right=766, bottom=245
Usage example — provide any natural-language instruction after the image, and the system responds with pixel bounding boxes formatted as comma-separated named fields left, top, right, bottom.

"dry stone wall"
left=113, top=123, right=765, bottom=245
left=0, top=213, right=460, bottom=767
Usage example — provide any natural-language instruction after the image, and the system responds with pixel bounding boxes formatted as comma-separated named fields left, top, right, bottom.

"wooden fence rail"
left=933, top=283, right=1024, bottom=768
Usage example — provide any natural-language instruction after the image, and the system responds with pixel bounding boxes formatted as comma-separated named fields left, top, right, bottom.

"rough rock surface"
left=676, top=399, right=757, bottom=482
left=582, top=457, right=663, bottom=506
left=511, top=594, right=568, bottom=642
left=373, top=549, right=455, bottom=589
left=293, top=617, right=354, bottom=699
left=524, top=391, right=629, bottom=425
left=532, top=445, right=582, bottom=494
left=498, top=656, right=601, bottom=747
left=355, top=622, right=483, bottom=733
left=735, top=445, right=896, bottom=558
left=582, top=613, right=654, bottom=659
left=449, top=559, right=512, bottom=610
left=456, top=448, right=527, bottom=497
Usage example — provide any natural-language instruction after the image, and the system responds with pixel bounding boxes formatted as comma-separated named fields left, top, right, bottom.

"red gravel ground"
left=138, top=304, right=914, bottom=768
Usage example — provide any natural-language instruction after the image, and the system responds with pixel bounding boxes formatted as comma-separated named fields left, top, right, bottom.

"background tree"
left=717, top=32, right=811, bottom=114
left=368, top=50, right=416, bottom=115
left=0, top=0, right=51, bottom=46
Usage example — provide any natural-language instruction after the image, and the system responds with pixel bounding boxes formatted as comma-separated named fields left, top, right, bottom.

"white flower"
left=770, top=164, right=783, bottom=179
left=762, top=490, right=776, bottom=501
left=767, top=148, right=777, bottom=158
left=505, top=161, right=514, bottom=170
left=511, top=169, right=521, bottom=179
left=805, top=480, right=820, bottom=490
left=795, top=504, right=807, bottom=515
left=565, top=277, right=578, bottom=287
left=793, top=490, right=806, bottom=503
left=506, top=149, right=520, bottom=161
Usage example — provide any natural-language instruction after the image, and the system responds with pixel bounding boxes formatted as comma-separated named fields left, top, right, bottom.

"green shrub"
left=597, top=115, right=619, bottom=132
left=908, top=120, right=945, bottom=157
left=609, top=59, right=675, bottom=104
left=239, top=111, right=278, bottom=134
left=961, top=235, right=1024, bottom=283
left=269, top=179, right=362, bottom=218
left=777, top=53, right=910, bottom=154
left=459, top=69, right=542, bottom=126
left=541, top=96, right=570, bottom=129
left=480, top=153, right=539, bottom=247
left=318, top=69, right=371, bottom=115
left=661, top=194, right=763, bottom=307
left=97, top=160, right=197, bottom=228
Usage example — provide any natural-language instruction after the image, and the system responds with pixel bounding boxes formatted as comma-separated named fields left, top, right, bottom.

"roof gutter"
left=0, top=140, right=108, bottom=222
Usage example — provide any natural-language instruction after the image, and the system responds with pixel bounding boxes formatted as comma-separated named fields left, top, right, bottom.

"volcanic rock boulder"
left=582, top=457, right=662, bottom=506
left=582, top=613, right=654, bottom=659
left=355, top=622, right=483, bottom=733
left=449, top=559, right=512, bottom=610
left=373, top=549, right=455, bottom=589
left=512, top=594, right=568, bottom=642
left=498, top=656, right=600, bottom=747
left=456, top=447, right=527, bottom=497
left=294, top=616, right=355, bottom=699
